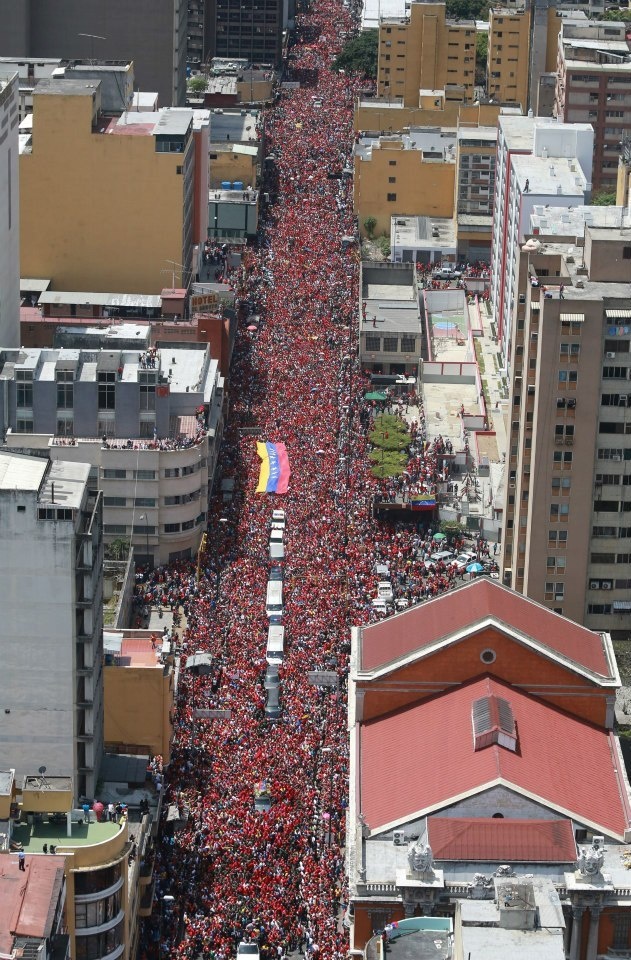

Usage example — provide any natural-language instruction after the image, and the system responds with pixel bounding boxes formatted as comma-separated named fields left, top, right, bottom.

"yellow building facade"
left=354, top=136, right=455, bottom=237
left=377, top=2, right=476, bottom=108
left=20, top=79, right=194, bottom=294
left=104, top=634, right=175, bottom=764
left=487, top=7, right=531, bottom=108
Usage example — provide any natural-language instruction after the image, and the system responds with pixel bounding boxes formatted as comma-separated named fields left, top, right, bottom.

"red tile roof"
left=0, top=856, right=65, bottom=953
left=359, top=676, right=631, bottom=839
left=360, top=578, right=612, bottom=678
left=427, top=817, right=577, bottom=863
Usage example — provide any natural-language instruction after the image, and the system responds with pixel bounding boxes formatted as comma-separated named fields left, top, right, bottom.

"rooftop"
left=11, top=818, right=121, bottom=853
left=0, top=856, right=65, bottom=953
left=356, top=127, right=457, bottom=162
left=391, top=215, right=456, bottom=251
left=362, top=0, right=409, bottom=29
left=359, top=675, right=631, bottom=838
left=23, top=776, right=73, bottom=793
left=359, top=578, right=614, bottom=677
left=427, top=817, right=577, bottom=862
left=529, top=203, right=630, bottom=236
left=512, top=153, right=587, bottom=196
left=33, top=77, right=99, bottom=97
left=38, top=290, right=162, bottom=309
left=0, top=771, right=14, bottom=796
left=39, top=460, right=90, bottom=509
left=209, top=108, right=259, bottom=144
left=0, top=452, right=47, bottom=494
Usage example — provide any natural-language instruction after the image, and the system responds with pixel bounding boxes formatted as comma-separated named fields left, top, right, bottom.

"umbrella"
left=466, top=562, right=485, bottom=574
left=432, top=532, right=447, bottom=542
left=247, top=324, right=258, bottom=331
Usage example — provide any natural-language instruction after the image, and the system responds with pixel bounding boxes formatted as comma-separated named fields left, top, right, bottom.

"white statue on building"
left=577, top=838, right=604, bottom=878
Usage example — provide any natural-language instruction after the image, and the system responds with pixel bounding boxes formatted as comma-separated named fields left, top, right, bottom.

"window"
left=135, top=497, right=156, bottom=508
left=592, top=525, right=617, bottom=537
left=57, top=418, right=74, bottom=436
left=553, top=451, right=573, bottom=467
left=98, top=371, right=116, bottom=410
left=558, top=370, right=578, bottom=384
left=387, top=193, right=397, bottom=201
left=98, top=418, right=115, bottom=438
left=544, top=582, right=565, bottom=601
left=388, top=160, right=397, bottom=166
left=548, top=530, right=568, bottom=547
left=588, top=603, right=612, bottom=615
left=624, top=248, right=631, bottom=261
left=140, top=384, right=156, bottom=411
left=103, top=468, right=126, bottom=480
left=182, top=518, right=195, bottom=531
left=603, top=366, right=628, bottom=379
left=591, top=553, right=615, bottom=564
left=551, top=477, right=571, bottom=494
left=134, top=469, right=156, bottom=481
left=16, top=379, right=33, bottom=408
left=383, top=337, right=398, bottom=352
left=388, top=176, right=396, bottom=183
left=598, top=448, right=625, bottom=460
left=547, top=556, right=566, bottom=571
left=104, top=496, right=127, bottom=507
left=16, top=419, right=33, bottom=433
left=164, top=467, right=180, bottom=479
left=400, top=336, right=416, bottom=353
left=56, top=370, right=74, bottom=409
left=612, top=914, right=631, bottom=951
left=550, top=503, right=570, bottom=520
left=594, top=500, right=619, bottom=512
left=365, top=335, right=380, bottom=351
left=140, top=420, right=156, bottom=438
left=164, top=522, right=181, bottom=533
left=132, top=524, right=156, bottom=535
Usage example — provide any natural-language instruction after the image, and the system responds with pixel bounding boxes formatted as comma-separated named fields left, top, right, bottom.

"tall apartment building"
left=0, top=73, right=20, bottom=349
left=501, top=217, right=631, bottom=633
left=188, top=0, right=206, bottom=68
left=487, top=6, right=530, bottom=109
left=0, top=343, right=224, bottom=566
left=0, top=451, right=103, bottom=799
left=20, top=78, right=199, bottom=295
left=555, top=17, right=631, bottom=193
left=0, top=0, right=187, bottom=106
left=490, top=115, right=593, bottom=362
left=455, top=125, right=498, bottom=261
left=376, top=0, right=476, bottom=108
left=204, top=0, right=284, bottom=66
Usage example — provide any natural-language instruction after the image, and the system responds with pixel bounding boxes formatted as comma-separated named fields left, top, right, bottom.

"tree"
left=333, top=30, right=378, bottom=78
left=105, top=538, right=130, bottom=562
left=475, top=33, right=488, bottom=84
left=592, top=189, right=617, bottom=206
left=364, top=216, right=377, bottom=239
left=188, top=75, right=208, bottom=94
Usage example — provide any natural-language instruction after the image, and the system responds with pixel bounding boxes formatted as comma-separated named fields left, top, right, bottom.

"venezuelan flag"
left=256, top=442, right=291, bottom=494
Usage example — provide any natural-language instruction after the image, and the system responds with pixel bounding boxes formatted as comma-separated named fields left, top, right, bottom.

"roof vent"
left=472, top=694, right=517, bottom=752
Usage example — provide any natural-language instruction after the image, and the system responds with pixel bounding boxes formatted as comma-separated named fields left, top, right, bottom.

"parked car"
left=433, top=266, right=462, bottom=281
left=237, top=943, right=260, bottom=959
left=423, top=550, right=455, bottom=570
left=371, top=598, right=389, bottom=615
left=450, top=551, right=478, bottom=572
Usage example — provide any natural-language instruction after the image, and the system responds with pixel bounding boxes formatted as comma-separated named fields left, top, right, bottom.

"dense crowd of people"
left=140, top=1, right=485, bottom=957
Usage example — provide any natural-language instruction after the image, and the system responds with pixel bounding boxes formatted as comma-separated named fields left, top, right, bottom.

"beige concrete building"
left=20, top=78, right=199, bottom=294
left=501, top=216, right=631, bottom=634
left=354, top=127, right=456, bottom=237
left=487, top=7, right=531, bottom=109
left=554, top=17, right=631, bottom=193
left=354, top=97, right=505, bottom=135
left=377, top=0, right=476, bottom=108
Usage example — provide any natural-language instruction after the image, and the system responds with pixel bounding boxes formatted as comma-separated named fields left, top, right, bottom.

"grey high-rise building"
left=0, top=0, right=187, bottom=106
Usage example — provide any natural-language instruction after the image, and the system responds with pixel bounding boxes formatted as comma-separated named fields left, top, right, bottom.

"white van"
left=271, top=509, right=286, bottom=530
left=269, top=528, right=284, bottom=545
left=266, top=580, right=283, bottom=619
left=269, top=541, right=285, bottom=561
left=377, top=581, right=394, bottom=602
left=266, top=624, right=285, bottom=664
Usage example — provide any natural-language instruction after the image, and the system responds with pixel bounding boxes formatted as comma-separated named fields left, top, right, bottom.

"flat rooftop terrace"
left=13, top=817, right=121, bottom=852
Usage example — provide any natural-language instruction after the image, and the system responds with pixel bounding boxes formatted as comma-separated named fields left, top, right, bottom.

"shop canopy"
left=364, top=391, right=387, bottom=401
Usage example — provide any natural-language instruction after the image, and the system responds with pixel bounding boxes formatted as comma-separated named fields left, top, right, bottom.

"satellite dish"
left=38, top=766, right=46, bottom=775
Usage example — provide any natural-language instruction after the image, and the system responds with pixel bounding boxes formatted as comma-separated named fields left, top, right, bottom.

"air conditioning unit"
left=393, top=830, right=406, bottom=845
left=606, top=352, right=616, bottom=359
left=590, top=581, right=600, bottom=590
left=602, top=581, right=612, bottom=590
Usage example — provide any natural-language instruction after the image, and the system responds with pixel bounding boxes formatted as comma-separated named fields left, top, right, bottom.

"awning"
left=614, top=601, right=631, bottom=612
left=559, top=313, right=585, bottom=322
left=606, top=309, right=631, bottom=319
left=530, top=302, right=540, bottom=311
left=185, top=653, right=214, bottom=674
left=365, top=391, right=387, bottom=401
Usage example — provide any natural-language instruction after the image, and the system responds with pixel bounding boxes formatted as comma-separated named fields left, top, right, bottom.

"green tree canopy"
left=592, top=189, right=617, bottom=206
left=188, top=75, right=208, bottom=93
left=333, top=30, right=378, bottom=78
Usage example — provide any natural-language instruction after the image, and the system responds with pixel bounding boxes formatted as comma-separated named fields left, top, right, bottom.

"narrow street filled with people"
left=142, top=2, right=469, bottom=958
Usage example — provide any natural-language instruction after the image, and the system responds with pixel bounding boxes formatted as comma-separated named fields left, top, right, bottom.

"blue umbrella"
left=466, top=562, right=484, bottom=574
